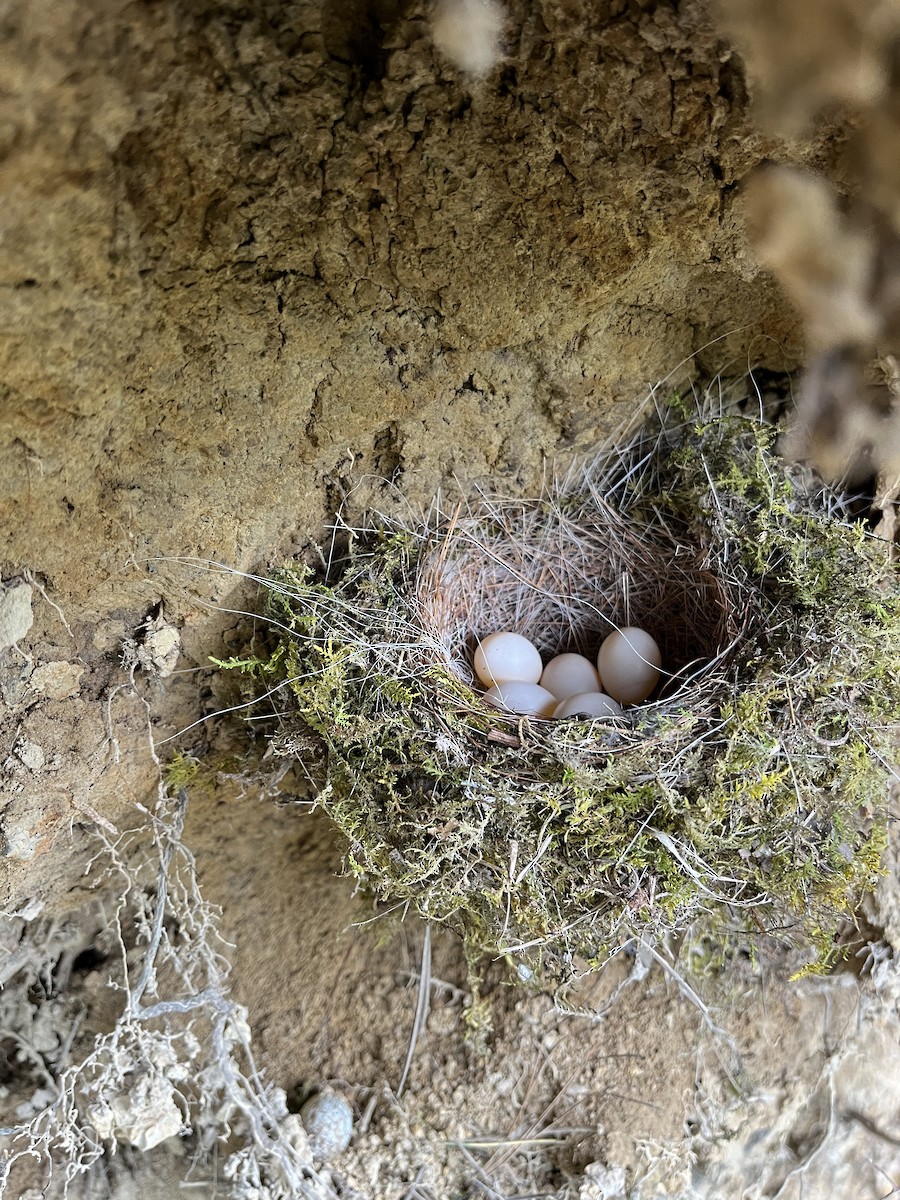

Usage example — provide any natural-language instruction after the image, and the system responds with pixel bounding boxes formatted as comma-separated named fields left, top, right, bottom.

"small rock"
left=142, top=623, right=180, bottom=677
left=0, top=804, right=41, bottom=861
left=30, top=660, right=84, bottom=700
left=125, top=613, right=181, bottom=678
left=15, top=740, right=45, bottom=771
left=0, top=659, right=32, bottom=706
left=577, top=1162, right=628, bottom=1200
left=87, top=1075, right=184, bottom=1151
left=0, top=583, right=34, bottom=650
left=0, top=794, right=66, bottom=861
left=300, top=1088, right=354, bottom=1161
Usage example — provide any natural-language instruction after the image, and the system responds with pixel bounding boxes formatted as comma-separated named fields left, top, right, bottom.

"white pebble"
left=474, top=631, right=542, bottom=686
left=597, top=627, right=661, bottom=705
left=484, top=680, right=557, bottom=718
left=0, top=583, right=34, bottom=651
left=300, top=1088, right=353, bottom=1161
left=553, top=692, right=623, bottom=720
left=540, top=653, right=601, bottom=700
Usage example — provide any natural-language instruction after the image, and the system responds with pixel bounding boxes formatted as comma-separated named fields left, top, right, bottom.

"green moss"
left=164, top=751, right=203, bottom=793
left=243, top=412, right=898, bottom=985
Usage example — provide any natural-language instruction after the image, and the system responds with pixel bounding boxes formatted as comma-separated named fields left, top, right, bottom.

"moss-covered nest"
left=254, top=401, right=899, bottom=984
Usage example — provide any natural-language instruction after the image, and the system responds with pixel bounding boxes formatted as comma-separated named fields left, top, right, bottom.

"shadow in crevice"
left=322, top=0, right=407, bottom=84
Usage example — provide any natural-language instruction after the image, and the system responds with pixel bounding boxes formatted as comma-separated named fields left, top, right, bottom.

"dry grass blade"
left=397, top=923, right=432, bottom=1098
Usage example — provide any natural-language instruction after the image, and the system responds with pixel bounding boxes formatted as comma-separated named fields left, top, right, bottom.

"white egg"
left=597, top=627, right=662, bottom=705
left=552, top=692, right=623, bottom=720
left=540, top=653, right=601, bottom=700
left=484, top=681, right=557, bottom=718
left=474, top=630, right=542, bottom=686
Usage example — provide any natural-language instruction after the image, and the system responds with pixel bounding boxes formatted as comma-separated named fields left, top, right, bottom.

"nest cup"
left=417, top=479, right=741, bottom=712
left=267, top=402, right=898, bottom=985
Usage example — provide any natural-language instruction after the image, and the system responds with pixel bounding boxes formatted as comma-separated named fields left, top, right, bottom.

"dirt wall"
left=0, top=0, right=834, bottom=911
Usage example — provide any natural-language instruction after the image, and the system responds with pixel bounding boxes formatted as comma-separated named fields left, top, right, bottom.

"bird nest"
left=256, top=402, right=899, bottom=987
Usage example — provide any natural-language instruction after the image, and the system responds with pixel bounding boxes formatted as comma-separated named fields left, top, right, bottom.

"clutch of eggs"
left=476, top=627, right=662, bottom=719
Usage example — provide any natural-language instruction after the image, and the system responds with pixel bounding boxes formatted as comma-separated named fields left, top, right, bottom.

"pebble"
left=300, top=1088, right=354, bottom=1161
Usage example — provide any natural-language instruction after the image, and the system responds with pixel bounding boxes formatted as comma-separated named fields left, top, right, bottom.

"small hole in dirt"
left=26, top=980, right=48, bottom=1005
left=0, top=1040, right=16, bottom=1086
left=71, top=946, right=110, bottom=974
left=0, top=1034, right=50, bottom=1092
left=284, top=1083, right=310, bottom=1113
left=829, top=913, right=888, bottom=977
left=497, top=64, right=518, bottom=95
left=837, top=472, right=882, bottom=529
